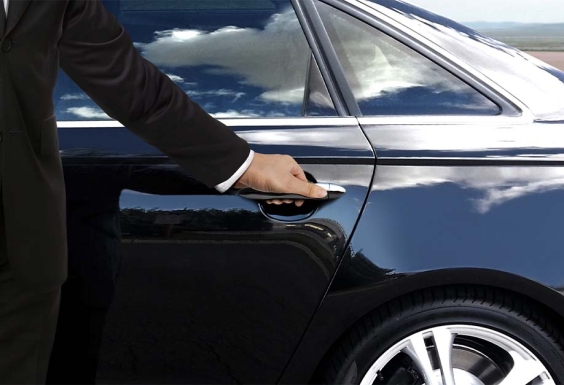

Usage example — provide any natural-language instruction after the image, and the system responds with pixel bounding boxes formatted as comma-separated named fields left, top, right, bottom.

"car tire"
left=314, top=285, right=564, bottom=385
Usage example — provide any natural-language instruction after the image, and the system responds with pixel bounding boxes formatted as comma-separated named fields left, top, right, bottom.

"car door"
left=54, top=0, right=374, bottom=383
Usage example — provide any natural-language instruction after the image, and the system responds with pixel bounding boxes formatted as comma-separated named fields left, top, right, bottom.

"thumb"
left=288, top=177, right=327, bottom=198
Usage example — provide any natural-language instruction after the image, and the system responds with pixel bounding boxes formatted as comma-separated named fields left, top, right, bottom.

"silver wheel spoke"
left=403, top=332, right=439, bottom=385
left=432, top=327, right=456, bottom=385
left=362, top=324, right=555, bottom=385
left=498, top=351, right=547, bottom=385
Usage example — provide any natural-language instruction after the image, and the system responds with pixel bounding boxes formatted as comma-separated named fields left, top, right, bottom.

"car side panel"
left=281, top=120, right=564, bottom=383
left=58, top=120, right=374, bottom=383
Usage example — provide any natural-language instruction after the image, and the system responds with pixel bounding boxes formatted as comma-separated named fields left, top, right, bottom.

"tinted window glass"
left=54, top=0, right=336, bottom=120
left=363, top=0, right=564, bottom=118
left=304, top=54, right=338, bottom=116
left=316, top=2, right=500, bottom=116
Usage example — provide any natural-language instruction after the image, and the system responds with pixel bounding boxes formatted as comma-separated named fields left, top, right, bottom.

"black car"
left=48, top=0, right=564, bottom=384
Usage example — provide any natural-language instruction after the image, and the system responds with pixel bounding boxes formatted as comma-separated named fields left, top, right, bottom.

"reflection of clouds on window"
left=186, top=89, right=246, bottom=102
left=165, top=74, right=185, bottom=83
left=211, top=110, right=287, bottom=118
left=203, top=102, right=216, bottom=110
left=323, top=8, right=465, bottom=98
left=413, top=15, right=564, bottom=117
left=361, top=0, right=564, bottom=117
left=318, top=2, right=499, bottom=115
left=67, top=107, right=112, bottom=120
left=61, top=93, right=89, bottom=101
left=53, top=1, right=323, bottom=119
left=136, top=8, right=309, bottom=109
left=211, top=110, right=260, bottom=118
left=309, top=91, right=334, bottom=110
left=260, top=88, right=305, bottom=104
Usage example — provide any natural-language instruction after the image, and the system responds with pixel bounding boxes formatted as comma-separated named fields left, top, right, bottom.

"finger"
left=295, top=199, right=304, bottom=207
left=290, top=160, right=308, bottom=182
left=287, top=177, right=327, bottom=199
left=282, top=199, right=293, bottom=204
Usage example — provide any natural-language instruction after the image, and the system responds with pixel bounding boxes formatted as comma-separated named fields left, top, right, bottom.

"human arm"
left=57, top=0, right=326, bottom=201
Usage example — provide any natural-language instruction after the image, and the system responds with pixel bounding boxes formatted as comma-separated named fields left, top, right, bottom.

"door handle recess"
left=236, top=183, right=346, bottom=201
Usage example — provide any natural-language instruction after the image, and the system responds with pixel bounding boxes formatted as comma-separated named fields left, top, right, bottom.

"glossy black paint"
left=280, top=0, right=564, bottom=380
left=281, top=122, right=564, bottom=383
left=56, top=120, right=373, bottom=383
left=363, top=120, right=564, bottom=160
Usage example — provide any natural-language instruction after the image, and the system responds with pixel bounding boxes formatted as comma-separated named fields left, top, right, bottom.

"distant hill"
left=466, top=22, right=529, bottom=30
left=468, top=21, right=561, bottom=27
left=465, top=22, right=564, bottom=51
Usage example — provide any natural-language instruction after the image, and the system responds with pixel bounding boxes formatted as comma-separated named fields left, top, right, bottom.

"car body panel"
left=282, top=119, right=564, bottom=382
left=361, top=118, right=564, bottom=160
left=59, top=119, right=374, bottom=383
left=281, top=1, right=564, bottom=382
left=282, top=162, right=564, bottom=382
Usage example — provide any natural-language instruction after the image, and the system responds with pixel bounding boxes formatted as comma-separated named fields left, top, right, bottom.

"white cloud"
left=136, top=9, right=309, bottom=106
left=60, top=93, right=88, bottom=100
left=373, top=166, right=564, bottom=214
left=260, top=88, right=305, bottom=104
left=324, top=12, right=471, bottom=102
left=186, top=88, right=246, bottom=102
left=66, top=107, right=111, bottom=120
left=165, top=74, right=185, bottom=83
left=211, top=110, right=260, bottom=118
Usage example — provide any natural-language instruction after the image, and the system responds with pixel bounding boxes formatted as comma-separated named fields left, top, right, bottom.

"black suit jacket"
left=0, top=0, right=250, bottom=290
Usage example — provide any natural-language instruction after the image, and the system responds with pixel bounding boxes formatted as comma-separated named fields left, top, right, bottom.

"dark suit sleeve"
left=57, top=0, right=251, bottom=188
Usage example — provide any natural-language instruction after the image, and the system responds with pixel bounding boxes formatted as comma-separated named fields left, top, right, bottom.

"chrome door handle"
left=236, top=182, right=346, bottom=201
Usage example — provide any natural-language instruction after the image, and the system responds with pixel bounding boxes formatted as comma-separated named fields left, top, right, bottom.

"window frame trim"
left=292, top=0, right=352, bottom=116
left=298, top=0, right=362, bottom=116
left=56, top=117, right=360, bottom=128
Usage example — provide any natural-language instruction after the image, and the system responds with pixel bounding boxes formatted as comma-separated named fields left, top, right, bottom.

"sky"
left=405, top=0, right=564, bottom=23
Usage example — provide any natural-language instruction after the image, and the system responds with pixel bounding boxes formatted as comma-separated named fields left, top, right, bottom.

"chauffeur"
left=0, top=0, right=327, bottom=383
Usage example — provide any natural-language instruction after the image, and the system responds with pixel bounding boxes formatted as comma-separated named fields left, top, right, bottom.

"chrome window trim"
left=56, top=117, right=360, bottom=128
left=378, top=157, right=564, bottom=162
left=299, top=0, right=361, bottom=116
left=358, top=115, right=533, bottom=126
left=57, top=121, right=125, bottom=128
left=321, top=0, right=534, bottom=122
left=362, top=120, right=564, bottom=163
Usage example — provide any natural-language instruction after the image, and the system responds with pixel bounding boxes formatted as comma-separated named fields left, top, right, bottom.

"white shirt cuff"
left=214, top=150, right=255, bottom=193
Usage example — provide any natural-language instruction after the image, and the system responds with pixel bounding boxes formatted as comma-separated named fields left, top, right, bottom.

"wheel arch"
left=282, top=267, right=564, bottom=383
left=367, top=267, right=564, bottom=321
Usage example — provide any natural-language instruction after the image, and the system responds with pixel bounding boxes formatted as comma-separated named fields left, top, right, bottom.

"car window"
left=303, top=53, right=339, bottom=117
left=315, top=1, right=500, bottom=116
left=53, top=0, right=336, bottom=120
left=361, top=0, right=564, bottom=118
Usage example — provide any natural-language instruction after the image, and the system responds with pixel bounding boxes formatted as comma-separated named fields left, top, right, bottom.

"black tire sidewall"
left=340, top=304, right=564, bottom=384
